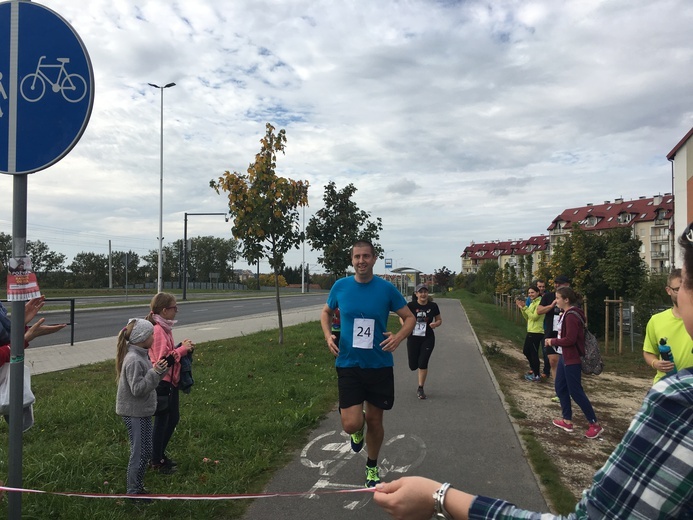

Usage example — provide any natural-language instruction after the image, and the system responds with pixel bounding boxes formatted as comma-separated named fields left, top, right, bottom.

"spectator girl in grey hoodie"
left=115, top=318, right=168, bottom=498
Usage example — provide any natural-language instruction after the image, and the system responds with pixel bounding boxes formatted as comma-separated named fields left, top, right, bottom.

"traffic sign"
left=0, top=0, right=94, bottom=174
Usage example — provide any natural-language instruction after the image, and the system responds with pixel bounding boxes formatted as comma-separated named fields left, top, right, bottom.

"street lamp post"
left=183, top=212, right=228, bottom=300
left=148, top=81, right=176, bottom=293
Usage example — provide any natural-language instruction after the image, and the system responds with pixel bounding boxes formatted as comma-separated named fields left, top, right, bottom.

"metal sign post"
left=0, top=1, right=93, bottom=517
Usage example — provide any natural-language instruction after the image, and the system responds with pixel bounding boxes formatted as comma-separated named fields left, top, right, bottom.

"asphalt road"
left=24, top=293, right=328, bottom=347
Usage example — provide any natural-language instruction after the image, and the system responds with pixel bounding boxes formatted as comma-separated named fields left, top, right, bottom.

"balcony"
left=651, top=251, right=669, bottom=259
left=650, top=234, right=669, bottom=243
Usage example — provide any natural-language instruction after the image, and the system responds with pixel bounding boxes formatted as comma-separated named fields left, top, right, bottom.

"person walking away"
left=515, top=285, right=543, bottom=381
left=545, top=287, right=603, bottom=439
left=402, top=284, right=441, bottom=400
left=115, top=318, right=168, bottom=499
left=642, top=268, right=693, bottom=385
left=320, top=239, right=415, bottom=488
left=147, top=293, right=195, bottom=473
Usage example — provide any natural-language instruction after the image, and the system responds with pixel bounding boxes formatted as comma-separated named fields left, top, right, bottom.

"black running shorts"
left=337, top=366, right=395, bottom=410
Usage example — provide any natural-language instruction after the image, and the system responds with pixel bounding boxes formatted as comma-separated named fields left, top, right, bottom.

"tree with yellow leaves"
left=210, top=123, right=309, bottom=344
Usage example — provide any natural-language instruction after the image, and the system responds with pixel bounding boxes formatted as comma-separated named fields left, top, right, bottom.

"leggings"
left=152, top=385, right=180, bottom=463
left=523, top=333, right=543, bottom=376
left=123, top=416, right=152, bottom=494
left=555, top=356, right=597, bottom=423
left=407, top=335, right=435, bottom=371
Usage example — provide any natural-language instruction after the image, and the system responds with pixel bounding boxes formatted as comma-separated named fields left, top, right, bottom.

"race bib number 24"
left=353, top=318, right=375, bottom=349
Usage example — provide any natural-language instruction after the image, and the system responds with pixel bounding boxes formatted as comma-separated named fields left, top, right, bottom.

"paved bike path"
left=243, top=298, right=548, bottom=519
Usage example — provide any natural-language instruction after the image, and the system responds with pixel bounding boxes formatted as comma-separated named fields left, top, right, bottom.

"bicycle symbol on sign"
left=20, top=55, right=87, bottom=103
left=300, top=430, right=427, bottom=510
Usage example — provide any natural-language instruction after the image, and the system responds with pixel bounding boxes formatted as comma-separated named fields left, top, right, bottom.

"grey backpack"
left=565, top=310, right=604, bottom=375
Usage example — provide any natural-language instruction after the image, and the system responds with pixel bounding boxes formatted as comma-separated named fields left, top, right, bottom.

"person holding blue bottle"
left=643, top=268, right=693, bottom=385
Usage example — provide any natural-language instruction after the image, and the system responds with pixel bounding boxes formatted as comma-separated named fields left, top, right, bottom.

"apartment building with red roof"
left=461, top=194, right=673, bottom=275
left=460, top=235, right=549, bottom=274
left=548, top=194, right=673, bottom=272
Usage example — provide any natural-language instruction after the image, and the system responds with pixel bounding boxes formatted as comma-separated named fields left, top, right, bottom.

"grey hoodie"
left=116, top=345, right=163, bottom=417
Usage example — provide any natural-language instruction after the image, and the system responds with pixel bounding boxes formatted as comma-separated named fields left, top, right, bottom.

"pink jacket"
left=147, top=324, right=187, bottom=387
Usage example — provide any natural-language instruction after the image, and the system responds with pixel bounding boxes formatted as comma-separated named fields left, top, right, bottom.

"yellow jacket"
left=521, top=297, right=544, bottom=334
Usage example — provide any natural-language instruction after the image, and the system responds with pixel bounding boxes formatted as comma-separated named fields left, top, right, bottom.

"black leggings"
left=523, top=333, right=543, bottom=376
left=407, top=336, right=435, bottom=371
left=152, top=385, right=180, bottom=463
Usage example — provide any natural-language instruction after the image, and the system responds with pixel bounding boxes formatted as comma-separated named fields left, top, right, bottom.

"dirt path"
left=487, top=340, right=651, bottom=500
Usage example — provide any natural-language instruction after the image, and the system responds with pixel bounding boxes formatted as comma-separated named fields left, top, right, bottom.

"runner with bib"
left=402, top=284, right=442, bottom=400
left=321, top=239, right=415, bottom=488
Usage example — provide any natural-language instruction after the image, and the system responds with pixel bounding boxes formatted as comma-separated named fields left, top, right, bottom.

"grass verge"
left=0, top=322, right=337, bottom=519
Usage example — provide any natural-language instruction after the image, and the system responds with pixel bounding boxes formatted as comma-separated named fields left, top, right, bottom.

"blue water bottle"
left=658, top=338, right=677, bottom=375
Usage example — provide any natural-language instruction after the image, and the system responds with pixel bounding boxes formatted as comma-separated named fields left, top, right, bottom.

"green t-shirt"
left=643, top=308, right=693, bottom=384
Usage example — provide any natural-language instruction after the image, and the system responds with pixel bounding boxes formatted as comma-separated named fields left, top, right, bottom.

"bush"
left=483, top=341, right=503, bottom=356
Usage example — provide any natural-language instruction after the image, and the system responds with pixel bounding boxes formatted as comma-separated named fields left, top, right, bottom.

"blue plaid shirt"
left=470, top=370, right=693, bottom=519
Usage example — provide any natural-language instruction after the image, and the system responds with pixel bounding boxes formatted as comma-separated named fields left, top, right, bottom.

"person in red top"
left=545, top=286, right=603, bottom=439
left=146, top=292, right=195, bottom=473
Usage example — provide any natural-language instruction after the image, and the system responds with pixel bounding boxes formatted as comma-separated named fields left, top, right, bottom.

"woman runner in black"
left=403, top=284, right=442, bottom=399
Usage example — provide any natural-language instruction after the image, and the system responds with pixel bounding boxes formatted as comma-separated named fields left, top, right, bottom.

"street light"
left=148, top=81, right=176, bottom=293
left=182, top=212, right=228, bottom=300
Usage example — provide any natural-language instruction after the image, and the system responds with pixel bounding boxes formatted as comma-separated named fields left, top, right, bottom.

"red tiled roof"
left=461, top=235, right=550, bottom=259
left=547, top=195, right=673, bottom=232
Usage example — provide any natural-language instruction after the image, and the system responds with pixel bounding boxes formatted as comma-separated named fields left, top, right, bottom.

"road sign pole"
left=8, top=174, right=27, bottom=520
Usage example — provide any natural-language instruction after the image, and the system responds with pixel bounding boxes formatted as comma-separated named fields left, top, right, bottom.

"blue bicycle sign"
left=20, top=55, right=87, bottom=103
left=0, top=0, right=94, bottom=175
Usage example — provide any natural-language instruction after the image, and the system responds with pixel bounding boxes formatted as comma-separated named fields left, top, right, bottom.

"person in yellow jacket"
left=515, top=284, right=544, bottom=381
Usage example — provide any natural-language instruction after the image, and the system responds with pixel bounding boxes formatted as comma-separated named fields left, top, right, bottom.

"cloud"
left=0, top=0, right=691, bottom=276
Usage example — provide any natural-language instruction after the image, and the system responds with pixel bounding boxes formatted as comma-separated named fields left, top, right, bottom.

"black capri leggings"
left=407, top=335, right=435, bottom=371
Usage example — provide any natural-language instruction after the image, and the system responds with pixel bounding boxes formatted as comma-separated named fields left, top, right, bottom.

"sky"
left=1, top=0, right=692, bottom=277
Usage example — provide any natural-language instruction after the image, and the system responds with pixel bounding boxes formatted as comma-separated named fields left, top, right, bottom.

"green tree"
left=471, top=262, right=498, bottom=294
left=184, top=236, right=239, bottom=284
left=143, top=244, right=180, bottom=286
left=534, top=252, right=552, bottom=288
left=69, top=252, right=108, bottom=288
left=281, top=264, right=311, bottom=285
left=26, top=239, right=66, bottom=274
left=633, top=272, right=669, bottom=333
left=524, top=255, right=534, bottom=284
left=598, top=228, right=647, bottom=300
left=111, top=250, right=142, bottom=287
left=549, top=226, right=647, bottom=334
left=306, top=181, right=383, bottom=278
left=497, top=263, right=518, bottom=295
left=516, top=255, right=526, bottom=286
left=211, top=123, right=309, bottom=344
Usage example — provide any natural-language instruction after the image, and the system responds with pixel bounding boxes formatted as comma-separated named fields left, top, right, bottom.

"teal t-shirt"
left=326, top=276, right=407, bottom=369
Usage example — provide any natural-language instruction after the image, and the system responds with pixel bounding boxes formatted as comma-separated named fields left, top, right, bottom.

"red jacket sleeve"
left=0, top=345, right=10, bottom=367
